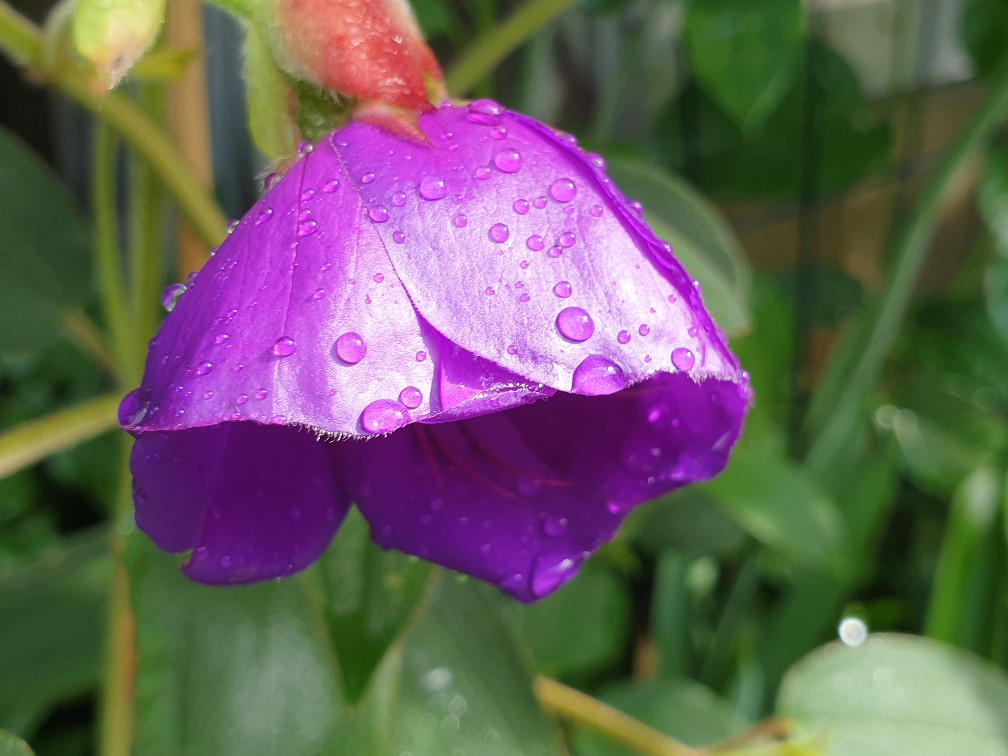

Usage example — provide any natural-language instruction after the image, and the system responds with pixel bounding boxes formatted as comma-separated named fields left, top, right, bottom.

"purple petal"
left=339, top=370, right=746, bottom=602
left=132, top=423, right=347, bottom=583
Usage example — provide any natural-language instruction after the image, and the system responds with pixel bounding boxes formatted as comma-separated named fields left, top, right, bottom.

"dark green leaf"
left=0, top=731, right=34, bottom=756
left=0, top=130, right=91, bottom=355
left=625, top=489, right=746, bottom=558
left=770, top=266, right=866, bottom=327
left=987, top=256, right=1008, bottom=342
left=978, top=147, right=1008, bottom=252
left=605, top=157, right=752, bottom=335
left=513, top=559, right=630, bottom=680
left=778, top=634, right=1008, bottom=755
left=128, top=537, right=345, bottom=756
left=313, top=509, right=433, bottom=702
left=961, top=0, right=1008, bottom=78
left=683, top=0, right=805, bottom=132
left=573, top=678, right=749, bottom=755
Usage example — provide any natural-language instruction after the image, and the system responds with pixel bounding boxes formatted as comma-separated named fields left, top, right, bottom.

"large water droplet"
left=572, top=355, right=628, bottom=395
left=489, top=223, right=510, bottom=243
left=118, top=387, right=151, bottom=428
left=553, top=280, right=572, bottom=298
left=161, top=283, right=186, bottom=312
left=399, top=386, right=423, bottom=409
left=322, top=179, right=340, bottom=193
left=393, top=230, right=406, bottom=243
left=467, top=98, right=504, bottom=125
left=255, top=207, right=274, bottom=225
left=558, top=231, right=576, bottom=248
left=530, top=553, right=577, bottom=598
left=195, top=361, right=213, bottom=376
left=368, top=205, right=389, bottom=223
left=638, top=324, right=650, bottom=337
left=272, top=336, right=297, bottom=357
left=527, top=235, right=544, bottom=251
left=360, top=399, right=410, bottom=433
left=419, top=175, right=448, bottom=200
left=549, top=178, right=577, bottom=203
left=513, top=199, right=530, bottom=215
left=391, top=190, right=407, bottom=207
left=493, top=148, right=523, bottom=173
left=672, top=347, right=696, bottom=371
left=556, top=307, right=594, bottom=342
left=334, top=332, right=367, bottom=364
left=297, top=218, right=318, bottom=237
left=361, top=172, right=376, bottom=184
left=255, top=388, right=268, bottom=400
left=617, top=330, right=631, bottom=344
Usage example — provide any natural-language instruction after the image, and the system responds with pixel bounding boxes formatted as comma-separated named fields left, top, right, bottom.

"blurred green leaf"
left=0, top=731, right=34, bottom=756
left=0, top=529, right=109, bottom=727
left=961, top=0, right=1008, bottom=78
left=313, top=509, right=433, bottom=702
left=626, top=489, right=746, bottom=558
left=978, top=147, right=1008, bottom=252
left=0, top=129, right=91, bottom=356
left=244, top=25, right=300, bottom=160
left=513, top=559, right=630, bottom=680
left=412, top=0, right=453, bottom=38
left=682, top=0, right=804, bottom=133
left=649, top=550, right=694, bottom=678
left=702, top=439, right=845, bottom=571
left=128, top=538, right=345, bottom=756
left=778, top=634, right=1008, bottom=755
left=605, top=157, right=752, bottom=335
left=770, top=266, right=865, bottom=327
left=986, top=256, right=1008, bottom=343
left=573, top=678, right=749, bottom=755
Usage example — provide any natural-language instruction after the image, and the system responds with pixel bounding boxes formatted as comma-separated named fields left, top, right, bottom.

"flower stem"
left=0, top=2, right=227, bottom=249
left=445, top=0, right=576, bottom=97
left=803, top=55, right=1008, bottom=473
left=0, top=394, right=120, bottom=479
left=533, top=676, right=702, bottom=756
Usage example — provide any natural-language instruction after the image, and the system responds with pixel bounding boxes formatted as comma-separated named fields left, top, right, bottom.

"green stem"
left=93, top=124, right=135, bottom=375
left=802, top=55, right=1008, bottom=473
left=62, top=308, right=120, bottom=379
left=445, top=0, right=576, bottom=96
left=0, top=394, right=120, bottom=479
left=0, top=2, right=226, bottom=248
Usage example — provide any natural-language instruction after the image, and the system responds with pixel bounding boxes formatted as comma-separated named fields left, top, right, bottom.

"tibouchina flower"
left=120, top=100, right=750, bottom=602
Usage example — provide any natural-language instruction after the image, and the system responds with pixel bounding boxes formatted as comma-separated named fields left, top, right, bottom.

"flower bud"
left=72, top=0, right=167, bottom=89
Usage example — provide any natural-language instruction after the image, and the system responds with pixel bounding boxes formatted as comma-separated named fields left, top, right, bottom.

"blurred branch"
left=803, top=54, right=1008, bottom=473
left=0, top=2, right=227, bottom=249
left=534, top=676, right=702, bottom=756
left=445, top=0, right=576, bottom=96
left=0, top=394, right=120, bottom=479
left=62, top=308, right=120, bottom=378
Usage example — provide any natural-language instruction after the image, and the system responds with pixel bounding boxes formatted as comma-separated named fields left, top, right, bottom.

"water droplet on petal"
left=255, top=388, right=268, bottom=400
left=297, top=218, right=318, bottom=237
left=590, top=204, right=603, bottom=217
left=513, top=199, right=529, bottom=214
left=638, top=324, right=650, bottom=337
left=393, top=230, right=406, bottom=244
left=553, top=281, right=572, bottom=298
left=161, top=283, right=187, bottom=312
left=300, top=189, right=315, bottom=203
left=226, top=219, right=240, bottom=234
left=322, top=179, right=340, bottom=192
left=572, top=355, right=627, bottom=395
left=507, top=344, right=518, bottom=355
left=550, top=178, right=577, bottom=202
left=587, top=152, right=607, bottom=170
left=215, top=333, right=230, bottom=345
left=373, top=272, right=385, bottom=283
left=236, top=393, right=249, bottom=405
left=530, top=553, right=577, bottom=597
left=467, top=98, right=504, bottom=124
left=334, top=332, right=367, bottom=364
left=534, top=196, right=548, bottom=209
left=368, top=205, right=389, bottom=223
left=202, top=390, right=214, bottom=400
left=360, top=399, right=410, bottom=433
left=547, top=246, right=563, bottom=258
left=489, top=223, right=509, bottom=243
left=672, top=347, right=696, bottom=371
left=419, top=175, right=448, bottom=200
left=542, top=515, right=568, bottom=537
left=526, top=234, right=544, bottom=251
left=474, top=166, right=492, bottom=180
left=452, top=213, right=468, bottom=228
left=399, top=386, right=423, bottom=409
left=312, top=288, right=326, bottom=300
left=195, top=361, right=213, bottom=376
left=556, top=307, right=594, bottom=342
left=617, top=330, right=631, bottom=344
left=493, top=148, right=523, bottom=173
left=255, top=207, right=274, bottom=225
left=416, top=350, right=427, bottom=362
left=297, top=141, right=313, bottom=156
left=490, top=125, right=508, bottom=140
left=629, top=200, right=643, bottom=215
left=361, top=172, right=375, bottom=184
left=272, top=336, right=297, bottom=357
left=118, top=387, right=151, bottom=428
left=559, top=231, right=576, bottom=248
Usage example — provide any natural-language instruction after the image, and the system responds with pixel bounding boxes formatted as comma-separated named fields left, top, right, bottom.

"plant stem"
left=445, top=0, right=576, bottom=96
left=0, top=2, right=227, bottom=249
left=62, top=308, right=120, bottom=379
left=0, top=394, right=120, bottom=479
left=533, top=676, right=702, bottom=756
left=803, top=55, right=1008, bottom=473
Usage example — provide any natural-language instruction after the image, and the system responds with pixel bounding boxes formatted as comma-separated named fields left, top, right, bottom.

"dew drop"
left=215, top=333, right=229, bottom=345
left=334, top=332, right=367, bottom=364
left=202, top=390, right=214, bottom=400
left=419, top=175, right=448, bottom=200
left=255, top=207, right=274, bottom=225
left=559, top=231, right=576, bottom=248
left=226, top=219, right=240, bottom=234
left=672, top=347, right=696, bottom=371
left=490, top=126, right=508, bottom=139
left=312, top=288, right=326, bottom=300
left=399, top=386, right=423, bottom=409
left=195, top=361, right=213, bottom=376
left=373, top=273, right=385, bottom=283
left=368, top=205, right=389, bottom=223
left=617, top=330, right=631, bottom=344
left=393, top=230, right=406, bottom=243
left=587, top=152, right=607, bottom=170
left=255, top=388, right=268, bottom=400
left=452, top=213, right=468, bottom=228
left=322, top=179, right=340, bottom=193
left=520, top=259, right=530, bottom=269
left=236, top=393, right=249, bottom=405
left=297, top=218, right=318, bottom=237
left=118, top=387, right=151, bottom=428
left=526, top=234, right=544, bottom=251
left=474, top=166, right=492, bottom=180
left=415, top=350, right=427, bottom=362
left=272, top=336, right=297, bottom=357
left=263, top=172, right=280, bottom=190
left=493, top=148, right=523, bottom=173
left=300, top=189, right=315, bottom=203
left=530, top=553, right=577, bottom=598
left=360, top=399, right=410, bottom=433
left=534, top=196, right=548, bottom=209
left=391, top=190, right=407, bottom=206
left=571, top=355, right=627, bottom=395
left=542, top=515, right=568, bottom=537
left=629, top=200, right=643, bottom=216
left=489, top=223, right=510, bottom=243
left=297, top=141, right=313, bottom=156
left=466, top=98, right=504, bottom=124
left=639, top=324, right=650, bottom=337
left=556, top=307, right=594, bottom=342
left=507, top=344, right=518, bottom=355
left=513, top=199, right=529, bottom=215
left=547, top=246, right=563, bottom=258
left=549, top=178, right=577, bottom=203
left=553, top=280, right=572, bottom=298
left=590, top=204, right=603, bottom=217
left=361, top=172, right=375, bottom=184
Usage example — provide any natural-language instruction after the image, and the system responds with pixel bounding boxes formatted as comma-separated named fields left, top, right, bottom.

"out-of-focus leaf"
left=0, top=731, right=34, bottom=756
left=606, top=157, right=752, bottom=335
left=626, top=489, right=746, bottom=558
left=313, top=508, right=433, bottom=702
left=656, top=41, right=890, bottom=201
left=71, top=0, right=166, bottom=88
left=0, top=129, right=91, bottom=356
left=682, top=0, right=804, bottom=133
left=128, top=537, right=345, bottom=756
left=412, top=0, right=453, bottom=38
left=130, top=46, right=201, bottom=82
left=244, top=25, right=300, bottom=160
left=961, top=0, right=1008, bottom=78
left=771, top=266, right=865, bottom=327
left=0, top=530, right=109, bottom=724
left=986, top=256, right=1008, bottom=342
left=778, top=634, right=1008, bottom=755
left=702, top=438, right=845, bottom=571
left=978, top=148, right=1008, bottom=252
left=513, top=559, right=630, bottom=680
left=573, top=678, right=749, bottom=755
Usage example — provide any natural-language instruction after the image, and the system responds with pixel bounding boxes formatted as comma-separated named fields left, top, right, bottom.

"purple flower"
left=120, top=100, right=751, bottom=602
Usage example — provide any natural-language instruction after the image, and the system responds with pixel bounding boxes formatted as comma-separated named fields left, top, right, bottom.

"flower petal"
left=339, top=370, right=747, bottom=602
left=132, top=423, right=348, bottom=583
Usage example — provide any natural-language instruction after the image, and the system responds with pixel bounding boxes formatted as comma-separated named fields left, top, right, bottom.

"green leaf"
left=682, top=0, right=805, bottom=132
left=978, top=147, right=1008, bottom=252
left=573, top=678, right=749, bottom=755
left=0, top=529, right=109, bottom=724
left=778, top=634, right=1008, bottom=755
left=0, top=731, right=34, bottom=756
left=244, top=25, right=300, bottom=160
left=0, top=129, right=91, bottom=355
left=605, top=157, right=752, bottom=335
left=702, top=438, right=845, bottom=571
left=986, top=255, right=1008, bottom=343
left=513, top=559, right=630, bottom=680
left=961, top=0, right=1008, bottom=78
left=312, top=509, right=433, bottom=702
left=128, top=537, right=345, bottom=756
left=625, top=489, right=746, bottom=558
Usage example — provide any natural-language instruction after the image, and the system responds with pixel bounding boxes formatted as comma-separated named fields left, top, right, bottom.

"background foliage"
left=3, top=0, right=1008, bottom=754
